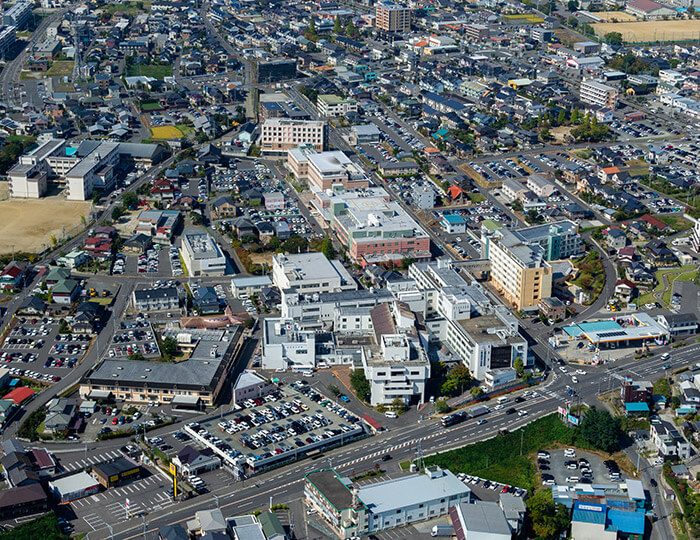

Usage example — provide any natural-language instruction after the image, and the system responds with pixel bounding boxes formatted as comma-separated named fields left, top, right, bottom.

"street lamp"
left=212, top=493, right=219, bottom=508
left=106, top=523, right=114, bottom=540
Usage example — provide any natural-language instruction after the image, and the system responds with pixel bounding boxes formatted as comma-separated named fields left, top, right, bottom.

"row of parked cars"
left=457, top=473, right=527, bottom=497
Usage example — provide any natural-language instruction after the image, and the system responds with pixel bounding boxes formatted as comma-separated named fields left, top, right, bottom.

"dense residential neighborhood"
left=0, top=0, right=699, bottom=538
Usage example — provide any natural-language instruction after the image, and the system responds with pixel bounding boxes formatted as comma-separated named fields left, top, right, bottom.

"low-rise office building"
left=317, top=94, right=358, bottom=117
left=230, top=276, right=272, bottom=299
left=80, top=327, right=244, bottom=407
left=261, top=118, right=326, bottom=155
left=304, top=466, right=470, bottom=539
left=180, top=227, right=227, bottom=276
left=272, top=252, right=357, bottom=294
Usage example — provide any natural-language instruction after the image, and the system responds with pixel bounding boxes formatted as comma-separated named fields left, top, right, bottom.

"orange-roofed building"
left=598, top=166, right=620, bottom=182
left=3, top=387, right=35, bottom=405
left=447, top=185, right=466, bottom=200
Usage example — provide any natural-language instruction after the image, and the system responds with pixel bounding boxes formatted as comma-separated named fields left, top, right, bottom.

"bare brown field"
left=0, top=183, right=90, bottom=254
left=591, top=11, right=638, bottom=22
left=593, top=20, right=700, bottom=42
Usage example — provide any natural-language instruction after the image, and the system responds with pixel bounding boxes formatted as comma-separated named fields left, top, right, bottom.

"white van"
left=385, top=411, right=398, bottom=419
left=660, top=352, right=670, bottom=361
left=497, top=396, right=510, bottom=405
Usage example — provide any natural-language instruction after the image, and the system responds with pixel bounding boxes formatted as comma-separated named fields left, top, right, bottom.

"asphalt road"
left=38, top=339, right=695, bottom=539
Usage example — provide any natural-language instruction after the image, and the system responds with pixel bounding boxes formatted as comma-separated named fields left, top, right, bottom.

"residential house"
left=657, top=313, right=698, bottom=337
left=650, top=420, right=691, bottom=460
left=172, top=446, right=221, bottom=477
left=0, top=261, right=30, bottom=292
left=212, top=197, right=237, bottom=219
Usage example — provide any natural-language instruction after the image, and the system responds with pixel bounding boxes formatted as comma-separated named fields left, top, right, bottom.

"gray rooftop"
left=357, top=469, right=469, bottom=515
left=456, top=501, right=511, bottom=535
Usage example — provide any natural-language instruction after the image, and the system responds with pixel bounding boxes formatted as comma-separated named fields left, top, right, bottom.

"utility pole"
left=520, top=429, right=524, bottom=456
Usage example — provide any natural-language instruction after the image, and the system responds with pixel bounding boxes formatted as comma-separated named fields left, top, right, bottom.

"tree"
left=514, top=357, right=524, bottom=377
left=282, top=235, right=308, bottom=254
left=334, top=16, right=342, bottom=34
left=161, top=336, right=178, bottom=359
left=320, top=235, right=335, bottom=260
left=567, top=15, right=578, bottom=28
left=349, top=369, right=370, bottom=402
left=128, top=352, right=145, bottom=361
left=111, top=206, right=125, bottom=221
left=525, top=489, right=571, bottom=539
left=346, top=19, right=356, bottom=36
left=391, top=397, right=407, bottom=412
left=579, top=406, right=622, bottom=453
left=567, top=0, right=578, bottom=10
left=92, top=191, right=102, bottom=205
left=307, top=16, right=316, bottom=35
left=268, top=236, right=281, bottom=250
left=470, top=386, right=484, bottom=399
left=605, top=31, right=623, bottom=46
left=557, top=109, right=566, bottom=126
left=441, top=365, right=472, bottom=396
left=512, top=200, right=524, bottom=212
left=571, top=107, right=580, bottom=124
left=434, top=399, right=450, bottom=414
left=121, top=191, right=138, bottom=209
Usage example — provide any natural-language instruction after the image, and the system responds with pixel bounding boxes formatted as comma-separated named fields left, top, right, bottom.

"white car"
left=575, top=369, right=586, bottom=375
left=518, top=410, right=528, bottom=417
left=572, top=377, right=579, bottom=384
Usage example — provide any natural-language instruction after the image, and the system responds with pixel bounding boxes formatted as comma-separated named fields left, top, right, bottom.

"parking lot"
left=1, top=318, right=92, bottom=385
left=108, top=320, right=159, bottom=359
left=113, top=247, right=173, bottom=277
left=183, top=383, right=364, bottom=477
left=537, top=449, right=626, bottom=486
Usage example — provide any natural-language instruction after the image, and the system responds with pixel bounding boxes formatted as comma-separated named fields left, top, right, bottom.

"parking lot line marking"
left=126, top=486, right=134, bottom=494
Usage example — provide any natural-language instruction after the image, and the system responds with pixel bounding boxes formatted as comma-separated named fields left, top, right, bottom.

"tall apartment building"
left=3, top=2, right=32, bottom=30
left=484, top=229, right=553, bottom=310
left=260, top=118, right=326, bottom=155
left=580, top=80, right=618, bottom=109
left=375, top=1, right=411, bottom=32
left=0, top=25, right=16, bottom=59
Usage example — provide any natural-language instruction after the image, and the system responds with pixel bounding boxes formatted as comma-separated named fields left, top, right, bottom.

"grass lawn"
left=467, top=192, right=486, bottom=204
left=572, top=149, right=592, bottom=160
left=6, top=135, right=36, bottom=144
left=127, top=63, right=172, bottom=79
left=175, top=123, right=194, bottom=136
left=141, top=102, right=161, bottom=111
left=45, top=60, right=74, bottom=78
left=637, top=265, right=697, bottom=307
left=658, top=214, right=693, bottom=233
left=422, top=414, right=584, bottom=492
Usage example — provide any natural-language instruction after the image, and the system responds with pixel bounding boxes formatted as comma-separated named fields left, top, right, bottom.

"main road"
left=61, top=339, right=697, bottom=539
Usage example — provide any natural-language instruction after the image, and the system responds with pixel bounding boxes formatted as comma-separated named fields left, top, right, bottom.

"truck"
left=431, top=525, right=454, bottom=537
left=468, top=405, right=489, bottom=418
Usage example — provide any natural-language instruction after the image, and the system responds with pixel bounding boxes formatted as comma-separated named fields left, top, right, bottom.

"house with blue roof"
left=441, top=214, right=466, bottom=234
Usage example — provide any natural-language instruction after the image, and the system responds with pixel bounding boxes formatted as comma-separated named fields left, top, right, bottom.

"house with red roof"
left=151, top=178, right=177, bottom=200
left=640, top=214, right=672, bottom=232
left=83, top=237, right=113, bottom=261
left=3, top=387, right=35, bottom=405
left=0, top=261, right=29, bottom=292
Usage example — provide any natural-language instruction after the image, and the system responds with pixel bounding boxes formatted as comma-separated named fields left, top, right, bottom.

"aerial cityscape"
left=0, top=0, right=698, bottom=538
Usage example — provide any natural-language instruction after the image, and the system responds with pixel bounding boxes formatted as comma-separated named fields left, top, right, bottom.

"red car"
left=112, top=417, right=118, bottom=425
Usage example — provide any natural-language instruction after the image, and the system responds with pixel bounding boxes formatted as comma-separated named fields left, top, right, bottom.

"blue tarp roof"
left=625, top=402, right=650, bottom=412
left=607, top=509, right=645, bottom=535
